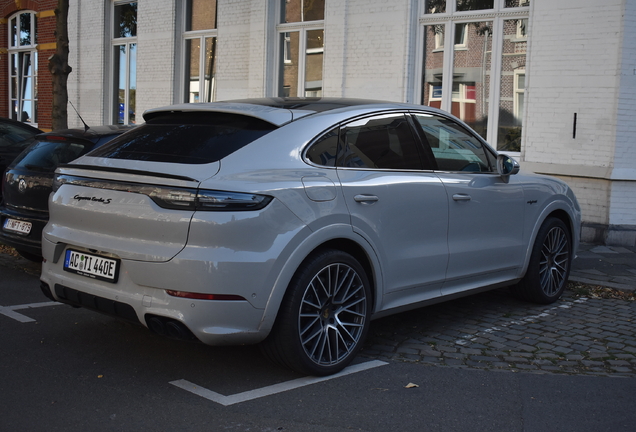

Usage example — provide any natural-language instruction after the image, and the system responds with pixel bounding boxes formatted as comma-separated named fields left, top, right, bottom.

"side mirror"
left=497, top=154, right=519, bottom=177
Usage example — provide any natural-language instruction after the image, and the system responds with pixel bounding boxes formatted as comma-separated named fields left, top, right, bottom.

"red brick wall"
left=1, top=0, right=58, bottom=131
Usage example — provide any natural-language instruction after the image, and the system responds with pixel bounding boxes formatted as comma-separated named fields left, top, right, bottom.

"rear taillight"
left=53, top=174, right=272, bottom=211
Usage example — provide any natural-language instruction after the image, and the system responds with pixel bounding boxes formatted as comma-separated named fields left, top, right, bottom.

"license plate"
left=3, top=218, right=32, bottom=234
left=63, top=250, right=120, bottom=283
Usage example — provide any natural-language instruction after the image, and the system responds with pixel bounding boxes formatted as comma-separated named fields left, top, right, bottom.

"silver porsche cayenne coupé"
left=39, top=98, right=581, bottom=376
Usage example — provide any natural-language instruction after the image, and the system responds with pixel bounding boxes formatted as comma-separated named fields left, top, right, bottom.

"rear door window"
left=89, top=112, right=277, bottom=164
left=338, top=113, right=425, bottom=170
left=306, top=128, right=339, bottom=167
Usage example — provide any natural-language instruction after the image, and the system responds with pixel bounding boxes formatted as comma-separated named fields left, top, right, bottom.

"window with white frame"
left=514, top=70, right=525, bottom=121
left=421, top=0, right=530, bottom=152
left=8, top=11, right=38, bottom=124
left=112, top=1, right=137, bottom=125
left=434, top=23, right=467, bottom=50
left=277, top=0, right=325, bottom=97
left=183, top=0, right=217, bottom=103
left=516, top=18, right=527, bottom=39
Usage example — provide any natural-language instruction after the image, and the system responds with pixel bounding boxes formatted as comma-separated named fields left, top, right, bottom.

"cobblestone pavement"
left=362, top=286, right=636, bottom=377
left=3, top=244, right=635, bottom=378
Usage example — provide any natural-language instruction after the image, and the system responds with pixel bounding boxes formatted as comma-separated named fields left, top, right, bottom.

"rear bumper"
left=40, top=236, right=271, bottom=345
left=0, top=206, right=47, bottom=256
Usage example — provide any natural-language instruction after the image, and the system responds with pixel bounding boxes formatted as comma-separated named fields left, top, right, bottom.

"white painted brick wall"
left=609, top=181, right=636, bottom=226
left=609, top=2, right=636, bottom=227
left=614, top=2, right=636, bottom=174
left=136, top=0, right=176, bottom=116
left=327, top=0, right=412, bottom=101
left=216, top=0, right=253, bottom=100
left=246, top=0, right=270, bottom=97
left=67, top=0, right=107, bottom=128
left=556, top=176, right=610, bottom=226
left=322, top=1, right=346, bottom=96
left=525, top=0, right=623, bottom=167
left=525, top=0, right=636, bottom=234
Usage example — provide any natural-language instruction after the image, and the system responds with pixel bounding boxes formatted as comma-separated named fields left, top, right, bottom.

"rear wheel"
left=512, top=217, right=572, bottom=304
left=260, top=249, right=371, bottom=376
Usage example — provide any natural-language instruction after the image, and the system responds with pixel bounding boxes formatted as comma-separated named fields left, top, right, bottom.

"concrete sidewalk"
left=570, top=243, right=636, bottom=292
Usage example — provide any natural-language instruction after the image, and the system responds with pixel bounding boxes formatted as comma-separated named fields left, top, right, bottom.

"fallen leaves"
left=568, top=281, right=636, bottom=301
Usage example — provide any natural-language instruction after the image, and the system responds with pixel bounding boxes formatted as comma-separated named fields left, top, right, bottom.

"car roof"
left=143, top=98, right=418, bottom=126
left=0, top=117, right=43, bottom=134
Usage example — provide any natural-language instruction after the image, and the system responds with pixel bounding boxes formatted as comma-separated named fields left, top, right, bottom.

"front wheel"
left=260, top=249, right=371, bottom=376
left=512, top=217, right=572, bottom=304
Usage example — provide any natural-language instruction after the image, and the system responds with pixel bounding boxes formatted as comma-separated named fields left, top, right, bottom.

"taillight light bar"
left=53, top=174, right=272, bottom=211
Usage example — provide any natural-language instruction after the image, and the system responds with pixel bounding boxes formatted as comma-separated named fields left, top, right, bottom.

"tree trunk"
left=48, top=0, right=72, bottom=131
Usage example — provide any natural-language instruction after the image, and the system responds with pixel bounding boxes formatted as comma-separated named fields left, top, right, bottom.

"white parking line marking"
left=454, top=297, right=589, bottom=346
left=170, top=360, right=388, bottom=406
left=0, top=301, right=59, bottom=323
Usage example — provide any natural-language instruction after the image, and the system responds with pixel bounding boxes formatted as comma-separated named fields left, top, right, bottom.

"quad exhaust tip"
left=146, top=315, right=198, bottom=341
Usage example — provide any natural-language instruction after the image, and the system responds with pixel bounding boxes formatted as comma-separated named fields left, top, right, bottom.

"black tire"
left=16, top=249, right=43, bottom=263
left=260, top=249, right=371, bottom=376
left=512, top=217, right=572, bottom=304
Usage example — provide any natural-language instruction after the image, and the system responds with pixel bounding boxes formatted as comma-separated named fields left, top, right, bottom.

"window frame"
left=110, top=1, right=138, bottom=125
left=7, top=10, right=38, bottom=125
left=513, top=69, right=525, bottom=121
left=303, top=110, right=497, bottom=173
left=416, top=0, right=530, bottom=156
left=181, top=0, right=218, bottom=103
left=275, top=0, right=325, bottom=97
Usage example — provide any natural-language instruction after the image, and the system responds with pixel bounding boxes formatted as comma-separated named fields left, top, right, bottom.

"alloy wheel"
left=298, top=263, right=367, bottom=366
left=538, top=226, right=570, bottom=297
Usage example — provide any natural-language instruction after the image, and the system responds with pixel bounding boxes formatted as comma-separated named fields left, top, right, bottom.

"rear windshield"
left=0, top=123, right=38, bottom=147
left=12, top=138, right=94, bottom=172
left=89, top=112, right=278, bottom=164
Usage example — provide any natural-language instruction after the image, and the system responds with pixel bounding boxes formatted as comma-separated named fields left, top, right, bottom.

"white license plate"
left=3, top=218, right=32, bottom=234
left=63, top=250, right=120, bottom=283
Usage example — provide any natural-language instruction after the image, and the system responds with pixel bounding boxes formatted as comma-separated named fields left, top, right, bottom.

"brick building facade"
left=2, top=0, right=635, bottom=246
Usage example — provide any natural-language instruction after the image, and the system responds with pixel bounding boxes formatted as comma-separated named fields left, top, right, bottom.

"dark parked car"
left=0, top=125, right=135, bottom=261
left=0, top=118, right=42, bottom=202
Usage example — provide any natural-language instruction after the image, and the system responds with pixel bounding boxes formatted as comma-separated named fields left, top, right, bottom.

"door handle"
left=452, top=194, right=471, bottom=201
left=354, top=194, right=379, bottom=203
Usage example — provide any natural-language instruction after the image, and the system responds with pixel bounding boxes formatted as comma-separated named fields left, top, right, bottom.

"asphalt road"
left=2, top=259, right=635, bottom=432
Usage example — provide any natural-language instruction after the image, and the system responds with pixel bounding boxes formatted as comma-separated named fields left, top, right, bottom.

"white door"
left=335, top=113, right=450, bottom=310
